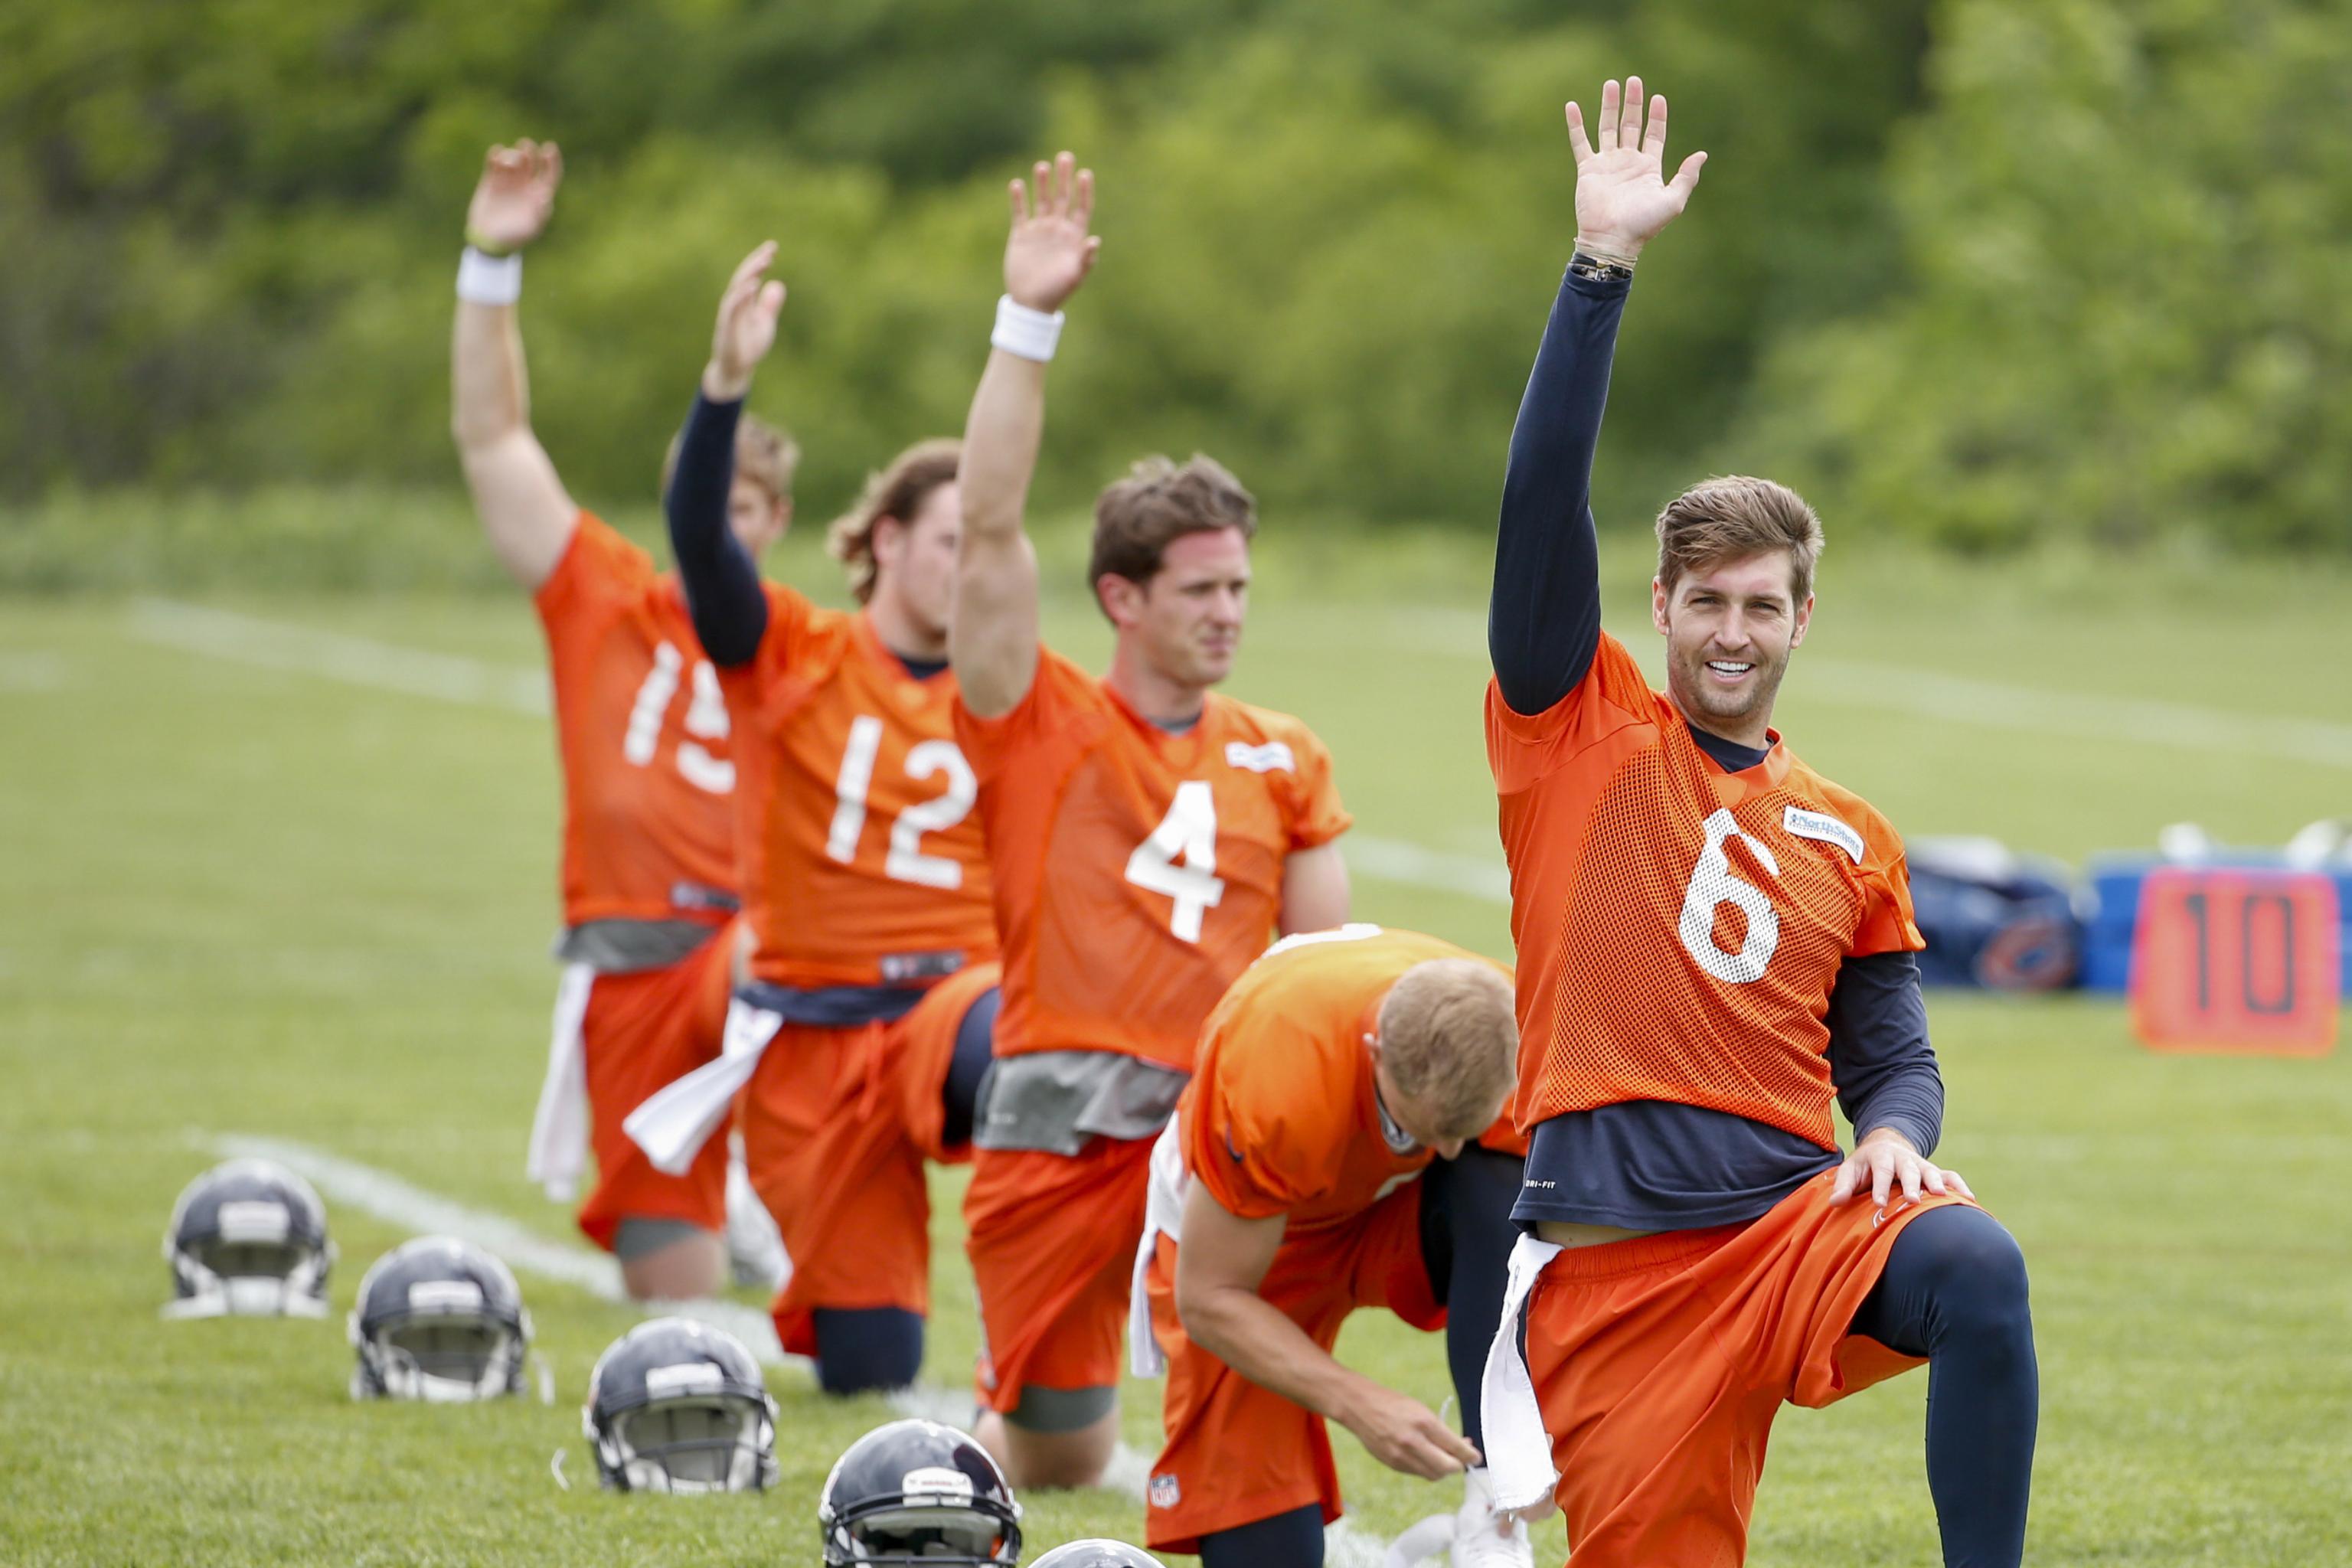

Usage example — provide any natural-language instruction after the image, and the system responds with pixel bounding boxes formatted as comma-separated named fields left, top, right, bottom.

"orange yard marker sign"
left=2130, top=868, right=2339, bottom=1056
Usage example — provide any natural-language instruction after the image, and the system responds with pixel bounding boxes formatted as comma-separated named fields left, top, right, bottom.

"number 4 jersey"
left=720, top=582, right=996, bottom=991
left=534, top=511, right=739, bottom=928
left=956, top=647, right=1351, bottom=1070
left=1487, top=632, right=1923, bottom=1149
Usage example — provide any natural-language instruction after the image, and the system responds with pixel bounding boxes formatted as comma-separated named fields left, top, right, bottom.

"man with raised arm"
left=630, top=245, right=1002, bottom=1397
left=450, top=142, right=792, bottom=1302
left=951, top=153, right=1354, bottom=1489
left=1477, top=81, right=2038, bottom=1567
left=1135, top=925, right=1533, bottom=1567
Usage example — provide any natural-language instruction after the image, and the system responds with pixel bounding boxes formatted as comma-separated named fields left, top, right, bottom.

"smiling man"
left=1477, top=81, right=2038, bottom=1568
left=949, top=152, right=1354, bottom=1491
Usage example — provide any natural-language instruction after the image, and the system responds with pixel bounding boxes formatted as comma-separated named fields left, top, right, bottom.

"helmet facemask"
left=831, top=1504, right=1021, bottom=1563
left=359, top=1314, right=528, bottom=1402
left=165, top=1197, right=333, bottom=1320
left=603, top=1395, right=777, bottom=1493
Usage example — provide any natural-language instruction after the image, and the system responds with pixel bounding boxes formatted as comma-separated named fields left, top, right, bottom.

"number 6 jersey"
left=720, top=583, right=997, bottom=991
left=956, top=647, right=1351, bottom=1070
left=1486, top=632, right=1922, bottom=1149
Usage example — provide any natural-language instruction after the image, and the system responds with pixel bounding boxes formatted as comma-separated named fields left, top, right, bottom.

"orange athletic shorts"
left=575, top=932, right=736, bottom=1252
left=1142, top=1178, right=1445, bottom=1553
left=1524, top=1171, right=1978, bottom=1568
left=740, top=962, right=1001, bottom=1358
left=965, top=1132, right=1158, bottom=1415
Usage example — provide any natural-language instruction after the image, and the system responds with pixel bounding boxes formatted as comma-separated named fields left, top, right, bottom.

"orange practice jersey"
left=720, top=585, right=995, bottom=991
left=534, top=511, right=738, bottom=928
left=1181, top=926, right=1522, bottom=1233
left=1486, top=632, right=1922, bottom=1148
left=955, top=647, right=1351, bottom=1070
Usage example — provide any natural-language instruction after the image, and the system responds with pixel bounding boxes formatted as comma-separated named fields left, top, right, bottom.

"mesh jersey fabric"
left=954, top=646, right=1351, bottom=1071
left=1486, top=631, right=1922, bottom=1148
left=532, top=511, right=739, bottom=929
left=718, top=583, right=996, bottom=991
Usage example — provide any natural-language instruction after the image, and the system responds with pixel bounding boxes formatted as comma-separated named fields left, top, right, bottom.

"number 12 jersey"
left=721, top=584, right=997, bottom=991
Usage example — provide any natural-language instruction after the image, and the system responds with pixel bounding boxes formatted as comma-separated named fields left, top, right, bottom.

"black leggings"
left=1850, top=1204, right=2038, bottom=1568
left=1197, top=1145, right=1524, bottom=1566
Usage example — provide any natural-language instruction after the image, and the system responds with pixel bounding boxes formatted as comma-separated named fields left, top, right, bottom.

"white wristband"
left=456, top=247, right=523, bottom=306
left=991, top=295, right=1064, bottom=362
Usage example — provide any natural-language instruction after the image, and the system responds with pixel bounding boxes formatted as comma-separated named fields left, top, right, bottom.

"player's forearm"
left=949, top=348, right=1047, bottom=714
left=959, top=348, right=1048, bottom=550
left=451, top=303, right=530, bottom=450
left=1828, top=951, right=1946, bottom=1157
left=663, top=391, right=768, bottom=666
left=1181, top=1282, right=1379, bottom=1424
left=1487, top=264, right=1628, bottom=715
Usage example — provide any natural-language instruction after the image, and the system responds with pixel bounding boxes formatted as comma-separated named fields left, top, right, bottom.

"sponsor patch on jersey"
left=1782, top=805, right=1866, bottom=864
left=407, top=1279, right=486, bottom=1315
left=645, top=1362, right=725, bottom=1397
left=901, top=1466, right=975, bottom=1504
left=1149, top=1472, right=1182, bottom=1510
left=1224, top=740, right=1296, bottom=774
left=215, top=1201, right=291, bottom=1245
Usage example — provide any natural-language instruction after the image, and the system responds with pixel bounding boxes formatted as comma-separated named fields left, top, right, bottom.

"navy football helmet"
left=583, top=1318, right=777, bottom=1492
left=1030, top=1544, right=1167, bottom=1567
left=162, top=1158, right=334, bottom=1319
left=818, top=1419, right=1022, bottom=1565
left=349, top=1236, right=532, bottom=1402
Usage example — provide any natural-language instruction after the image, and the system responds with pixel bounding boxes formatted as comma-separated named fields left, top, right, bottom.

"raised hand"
left=702, top=242, right=786, bottom=402
left=466, top=140, right=563, bottom=255
left=1002, top=151, right=1100, bottom=313
left=1565, top=77, right=1706, bottom=263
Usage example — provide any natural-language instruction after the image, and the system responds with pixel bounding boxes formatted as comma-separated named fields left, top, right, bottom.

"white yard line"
left=128, top=596, right=1514, bottom=907
left=202, top=1132, right=1408, bottom=1557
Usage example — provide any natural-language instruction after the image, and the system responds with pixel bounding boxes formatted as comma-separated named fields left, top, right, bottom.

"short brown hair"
left=1655, top=475, right=1824, bottom=603
left=827, top=438, right=961, bottom=604
left=1088, top=454, right=1256, bottom=614
left=1375, top=959, right=1520, bottom=1142
left=659, top=413, right=801, bottom=508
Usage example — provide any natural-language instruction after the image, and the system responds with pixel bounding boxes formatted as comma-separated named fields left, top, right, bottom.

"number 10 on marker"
left=2129, top=867, right=2339, bottom=1057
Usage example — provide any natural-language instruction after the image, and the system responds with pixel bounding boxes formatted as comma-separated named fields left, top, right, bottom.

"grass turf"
left=1, top=541, right=2346, bottom=1565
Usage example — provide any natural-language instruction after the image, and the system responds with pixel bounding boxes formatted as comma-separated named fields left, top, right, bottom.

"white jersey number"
left=1677, top=807, right=1780, bottom=983
left=826, top=717, right=978, bottom=889
left=1125, top=780, right=1226, bottom=942
left=622, top=642, right=734, bottom=794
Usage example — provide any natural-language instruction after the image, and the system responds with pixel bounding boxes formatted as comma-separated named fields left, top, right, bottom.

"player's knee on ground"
left=993, top=1388, right=1120, bottom=1488
left=812, top=1306, right=924, bottom=1395
left=1860, top=1204, right=2034, bottom=1367
left=615, top=1217, right=724, bottom=1301
left=1419, top=1145, right=1524, bottom=1449
left=940, top=986, right=999, bottom=1149
left=1198, top=1502, right=1325, bottom=1568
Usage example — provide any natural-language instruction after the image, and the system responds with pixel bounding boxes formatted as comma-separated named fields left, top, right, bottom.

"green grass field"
left=2, top=536, right=2347, bottom=1566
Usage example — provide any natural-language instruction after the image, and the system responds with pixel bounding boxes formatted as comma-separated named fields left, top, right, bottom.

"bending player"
left=451, top=141, right=789, bottom=1300
left=639, top=244, right=1001, bottom=1396
left=952, top=152, right=1354, bottom=1488
left=1136, top=926, right=1531, bottom=1567
left=1478, top=80, right=2037, bottom=1566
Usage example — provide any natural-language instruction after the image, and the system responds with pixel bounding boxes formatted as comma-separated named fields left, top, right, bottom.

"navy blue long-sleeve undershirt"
left=663, top=392, right=769, bottom=668
left=1494, top=265, right=1944, bottom=1233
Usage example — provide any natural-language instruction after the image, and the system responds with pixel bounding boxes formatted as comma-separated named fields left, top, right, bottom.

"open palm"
left=1003, top=151, right=1100, bottom=313
left=1567, top=78, right=1705, bottom=260
left=703, top=242, right=786, bottom=401
left=466, top=140, right=562, bottom=253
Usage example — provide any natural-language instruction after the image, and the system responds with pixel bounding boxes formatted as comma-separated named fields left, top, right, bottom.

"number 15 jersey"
left=1487, top=632, right=1922, bottom=1151
left=956, top=648, right=1351, bottom=1071
left=721, top=585, right=997, bottom=991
